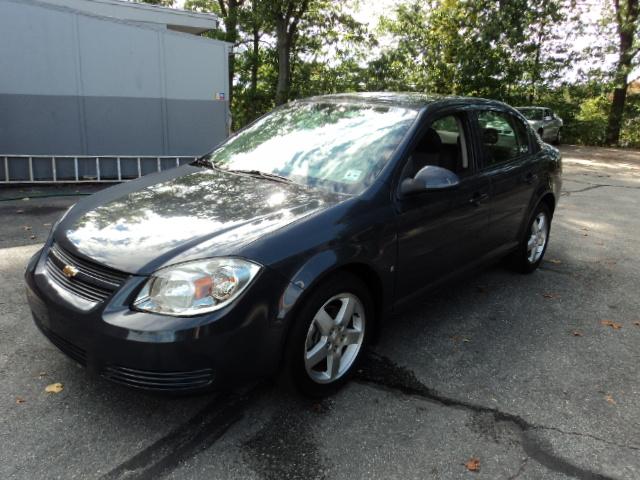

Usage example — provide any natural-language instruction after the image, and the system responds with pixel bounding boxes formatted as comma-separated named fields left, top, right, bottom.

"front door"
left=394, top=110, right=491, bottom=305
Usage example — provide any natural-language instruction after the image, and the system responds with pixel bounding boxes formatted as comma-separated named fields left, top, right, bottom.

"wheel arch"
left=539, top=191, right=556, bottom=217
left=516, top=190, right=556, bottom=243
left=278, top=257, right=388, bottom=349
left=273, top=259, right=388, bottom=379
left=299, top=261, right=385, bottom=335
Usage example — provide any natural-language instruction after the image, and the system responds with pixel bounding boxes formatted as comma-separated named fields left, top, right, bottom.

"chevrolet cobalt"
left=25, top=93, right=561, bottom=396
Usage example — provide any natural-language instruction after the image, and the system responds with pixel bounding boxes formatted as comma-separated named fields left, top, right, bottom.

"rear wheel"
left=282, top=273, right=372, bottom=397
left=510, top=203, right=551, bottom=273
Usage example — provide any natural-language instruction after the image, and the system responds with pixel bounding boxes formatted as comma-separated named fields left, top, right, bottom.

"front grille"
left=45, top=243, right=128, bottom=304
left=39, top=325, right=87, bottom=366
left=102, top=365, right=215, bottom=391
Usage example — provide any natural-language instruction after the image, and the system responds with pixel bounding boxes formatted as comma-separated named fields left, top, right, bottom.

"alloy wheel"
left=527, top=212, right=548, bottom=263
left=304, top=293, right=365, bottom=384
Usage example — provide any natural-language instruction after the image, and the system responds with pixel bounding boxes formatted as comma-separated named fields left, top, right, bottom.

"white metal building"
left=0, top=0, right=230, bottom=183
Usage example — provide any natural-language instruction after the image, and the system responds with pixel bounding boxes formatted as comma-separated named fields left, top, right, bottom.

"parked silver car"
left=516, top=107, right=563, bottom=144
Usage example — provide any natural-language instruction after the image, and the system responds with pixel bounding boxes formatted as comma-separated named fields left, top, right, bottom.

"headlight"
left=133, top=258, right=261, bottom=316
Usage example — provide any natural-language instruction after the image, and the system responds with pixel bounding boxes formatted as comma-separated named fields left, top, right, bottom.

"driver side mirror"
left=401, top=165, right=461, bottom=196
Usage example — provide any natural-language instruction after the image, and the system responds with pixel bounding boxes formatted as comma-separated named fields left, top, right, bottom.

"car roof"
left=300, top=92, right=511, bottom=111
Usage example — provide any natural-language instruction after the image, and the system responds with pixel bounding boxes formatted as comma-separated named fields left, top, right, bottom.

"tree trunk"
left=275, top=19, right=291, bottom=105
left=220, top=0, right=241, bottom=109
left=528, top=25, right=544, bottom=104
left=605, top=0, right=639, bottom=146
left=249, top=22, right=260, bottom=117
left=606, top=70, right=630, bottom=145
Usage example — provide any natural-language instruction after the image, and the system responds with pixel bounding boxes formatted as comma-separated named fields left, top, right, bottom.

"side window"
left=404, top=113, right=471, bottom=178
left=544, top=109, right=552, bottom=119
left=477, top=110, right=529, bottom=167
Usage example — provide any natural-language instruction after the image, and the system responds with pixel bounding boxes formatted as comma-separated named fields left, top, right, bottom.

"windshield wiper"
left=225, top=169, right=294, bottom=184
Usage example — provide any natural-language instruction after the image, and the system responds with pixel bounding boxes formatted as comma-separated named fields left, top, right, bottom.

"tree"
left=605, top=0, right=639, bottom=145
left=266, top=0, right=310, bottom=105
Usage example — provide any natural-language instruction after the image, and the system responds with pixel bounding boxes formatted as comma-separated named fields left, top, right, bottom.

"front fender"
left=276, top=246, right=394, bottom=323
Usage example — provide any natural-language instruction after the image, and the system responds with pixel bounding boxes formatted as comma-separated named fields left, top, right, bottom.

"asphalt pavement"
left=0, top=145, right=639, bottom=479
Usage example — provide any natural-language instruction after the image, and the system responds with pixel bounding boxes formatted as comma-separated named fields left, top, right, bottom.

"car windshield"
left=518, top=108, right=544, bottom=121
left=205, top=101, right=418, bottom=194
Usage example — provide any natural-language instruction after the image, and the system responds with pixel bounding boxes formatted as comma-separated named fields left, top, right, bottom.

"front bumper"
left=24, top=247, right=295, bottom=393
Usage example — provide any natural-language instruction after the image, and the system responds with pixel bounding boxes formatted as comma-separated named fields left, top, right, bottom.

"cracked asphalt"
left=1, top=145, right=639, bottom=479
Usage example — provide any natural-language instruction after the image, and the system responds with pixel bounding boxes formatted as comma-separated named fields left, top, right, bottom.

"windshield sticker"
left=343, top=169, right=362, bottom=182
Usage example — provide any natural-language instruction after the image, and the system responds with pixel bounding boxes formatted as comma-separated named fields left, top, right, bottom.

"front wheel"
left=282, top=273, right=372, bottom=397
left=510, top=203, right=551, bottom=273
left=553, top=128, right=562, bottom=145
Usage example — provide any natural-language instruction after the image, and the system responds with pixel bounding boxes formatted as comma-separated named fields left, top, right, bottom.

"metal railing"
left=1, top=155, right=198, bottom=184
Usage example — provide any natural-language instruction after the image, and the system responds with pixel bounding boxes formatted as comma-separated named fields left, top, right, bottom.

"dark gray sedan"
left=25, top=93, right=562, bottom=397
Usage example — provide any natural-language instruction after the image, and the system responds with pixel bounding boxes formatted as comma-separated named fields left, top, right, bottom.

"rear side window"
left=477, top=110, right=529, bottom=167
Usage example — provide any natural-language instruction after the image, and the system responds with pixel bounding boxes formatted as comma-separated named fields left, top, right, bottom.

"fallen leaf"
left=43, top=223, right=52, bottom=227
left=571, top=330, right=583, bottom=337
left=600, top=320, right=622, bottom=330
left=583, top=233, right=589, bottom=237
left=465, top=457, right=480, bottom=472
left=22, top=197, right=30, bottom=201
left=22, top=225, right=32, bottom=231
left=542, top=293, right=560, bottom=299
left=38, top=372, right=47, bottom=379
left=547, top=259, right=562, bottom=264
left=16, top=397, right=26, bottom=405
left=633, top=321, right=640, bottom=327
left=29, top=235, right=36, bottom=240
left=605, top=394, right=616, bottom=405
left=16, top=209, right=24, bottom=214
left=581, top=227, right=589, bottom=231
left=45, top=383, right=63, bottom=394
left=450, top=335, right=471, bottom=344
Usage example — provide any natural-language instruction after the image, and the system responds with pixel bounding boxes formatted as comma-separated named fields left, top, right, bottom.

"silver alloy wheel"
left=304, top=293, right=365, bottom=384
left=527, top=212, right=548, bottom=263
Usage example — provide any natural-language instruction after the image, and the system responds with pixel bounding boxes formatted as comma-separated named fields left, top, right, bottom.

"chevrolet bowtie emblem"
left=62, top=265, right=79, bottom=278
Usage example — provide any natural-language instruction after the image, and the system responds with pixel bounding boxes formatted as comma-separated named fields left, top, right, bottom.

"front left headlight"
left=133, top=258, right=261, bottom=316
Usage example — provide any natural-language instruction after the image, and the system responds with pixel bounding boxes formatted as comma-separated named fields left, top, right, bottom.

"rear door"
left=474, top=109, right=538, bottom=251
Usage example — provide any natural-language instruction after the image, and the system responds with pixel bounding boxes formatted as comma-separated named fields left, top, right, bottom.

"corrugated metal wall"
left=0, top=0, right=229, bottom=182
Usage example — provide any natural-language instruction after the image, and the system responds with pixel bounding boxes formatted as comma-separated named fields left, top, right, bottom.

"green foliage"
left=568, top=95, right=610, bottom=146
left=620, top=94, right=640, bottom=147
left=174, top=0, right=638, bottom=148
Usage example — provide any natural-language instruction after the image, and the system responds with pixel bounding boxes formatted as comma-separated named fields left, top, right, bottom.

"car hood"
left=56, top=166, right=344, bottom=274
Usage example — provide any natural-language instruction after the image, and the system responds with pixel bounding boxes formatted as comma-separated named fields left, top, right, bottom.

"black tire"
left=510, top=202, right=552, bottom=274
left=553, top=128, right=561, bottom=145
left=538, top=128, right=544, bottom=141
left=282, top=272, right=373, bottom=397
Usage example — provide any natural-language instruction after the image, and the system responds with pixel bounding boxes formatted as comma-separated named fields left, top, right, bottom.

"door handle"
left=469, top=192, right=489, bottom=206
left=523, top=172, right=538, bottom=185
